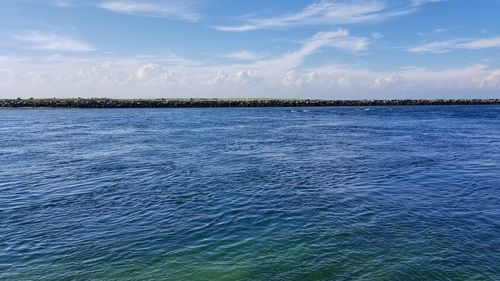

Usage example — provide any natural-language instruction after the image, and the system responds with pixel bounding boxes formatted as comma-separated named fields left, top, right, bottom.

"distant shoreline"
left=1, top=98, right=500, bottom=108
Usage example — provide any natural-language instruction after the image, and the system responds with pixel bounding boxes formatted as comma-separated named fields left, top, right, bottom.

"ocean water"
left=1, top=106, right=499, bottom=280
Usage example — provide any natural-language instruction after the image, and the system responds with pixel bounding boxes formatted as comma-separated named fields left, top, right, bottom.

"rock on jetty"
left=1, top=98, right=500, bottom=108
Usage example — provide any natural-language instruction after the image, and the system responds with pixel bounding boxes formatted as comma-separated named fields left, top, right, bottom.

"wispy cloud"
left=248, top=29, right=369, bottom=73
left=98, top=0, right=200, bottom=22
left=13, top=31, right=95, bottom=52
left=410, top=0, right=447, bottom=7
left=51, top=0, right=74, bottom=7
left=33, top=0, right=74, bottom=7
left=409, top=36, right=500, bottom=53
left=133, top=53, right=201, bottom=66
left=220, top=51, right=263, bottom=61
left=212, top=0, right=438, bottom=32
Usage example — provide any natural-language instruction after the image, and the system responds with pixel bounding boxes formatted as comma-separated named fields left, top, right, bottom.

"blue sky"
left=1, top=0, right=500, bottom=99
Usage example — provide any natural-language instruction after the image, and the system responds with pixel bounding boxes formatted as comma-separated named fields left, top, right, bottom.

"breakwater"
left=1, top=98, right=500, bottom=108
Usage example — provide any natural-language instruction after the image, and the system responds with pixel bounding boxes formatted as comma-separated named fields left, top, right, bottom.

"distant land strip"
left=1, top=98, right=500, bottom=108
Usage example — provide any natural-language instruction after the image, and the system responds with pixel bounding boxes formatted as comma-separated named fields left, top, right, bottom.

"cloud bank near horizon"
left=1, top=53, right=498, bottom=99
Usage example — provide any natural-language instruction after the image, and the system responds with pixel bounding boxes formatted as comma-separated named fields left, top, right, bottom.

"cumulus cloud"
left=282, top=70, right=315, bottom=87
left=373, top=74, right=403, bottom=89
left=13, top=31, right=95, bottom=52
left=213, top=0, right=439, bottom=32
left=1, top=52, right=499, bottom=99
left=409, top=37, right=500, bottom=53
left=480, top=70, right=500, bottom=89
left=1, top=29, right=499, bottom=99
left=134, top=63, right=177, bottom=85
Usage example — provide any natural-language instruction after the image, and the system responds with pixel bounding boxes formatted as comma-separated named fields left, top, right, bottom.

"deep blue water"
left=1, top=106, right=500, bottom=280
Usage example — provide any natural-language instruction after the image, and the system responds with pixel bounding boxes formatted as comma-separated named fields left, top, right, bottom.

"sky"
left=0, top=0, right=500, bottom=99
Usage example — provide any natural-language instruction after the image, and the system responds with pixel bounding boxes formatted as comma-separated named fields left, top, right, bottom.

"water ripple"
left=1, top=106, right=500, bottom=280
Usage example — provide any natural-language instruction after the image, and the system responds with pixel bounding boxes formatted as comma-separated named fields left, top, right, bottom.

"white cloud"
left=210, top=70, right=229, bottom=85
left=480, top=70, right=500, bottom=89
left=213, top=0, right=433, bottom=32
left=133, top=53, right=201, bottom=66
left=325, top=30, right=370, bottom=52
left=373, top=74, right=403, bottom=88
left=409, top=36, right=500, bottom=53
left=34, top=0, right=74, bottom=7
left=135, top=63, right=176, bottom=84
left=0, top=70, right=11, bottom=83
left=98, top=0, right=199, bottom=22
left=410, top=0, right=447, bottom=7
left=220, top=51, right=263, bottom=61
left=135, top=63, right=163, bottom=80
left=460, top=37, right=500, bottom=49
left=371, top=32, right=384, bottom=40
left=1, top=29, right=499, bottom=99
left=51, top=0, right=74, bottom=7
left=2, top=52, right=499, bottom=100
left=13, top=31, right=95, bottom=52
left=247, top=29, right=369, bottom=74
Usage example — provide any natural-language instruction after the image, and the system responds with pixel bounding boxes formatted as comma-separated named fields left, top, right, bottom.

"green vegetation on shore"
left=1, top=98, right=499, bottom=108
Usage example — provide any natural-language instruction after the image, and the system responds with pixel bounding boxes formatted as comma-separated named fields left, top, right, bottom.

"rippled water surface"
left=1, top=106, right=500, bottom=280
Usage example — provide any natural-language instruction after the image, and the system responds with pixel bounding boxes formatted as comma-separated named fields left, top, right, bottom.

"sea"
left=1, top=106, right=499, bottom=280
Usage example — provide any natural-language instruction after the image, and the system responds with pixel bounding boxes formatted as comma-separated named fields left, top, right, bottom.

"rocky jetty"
left=1, top=98, right=500, bottom=108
